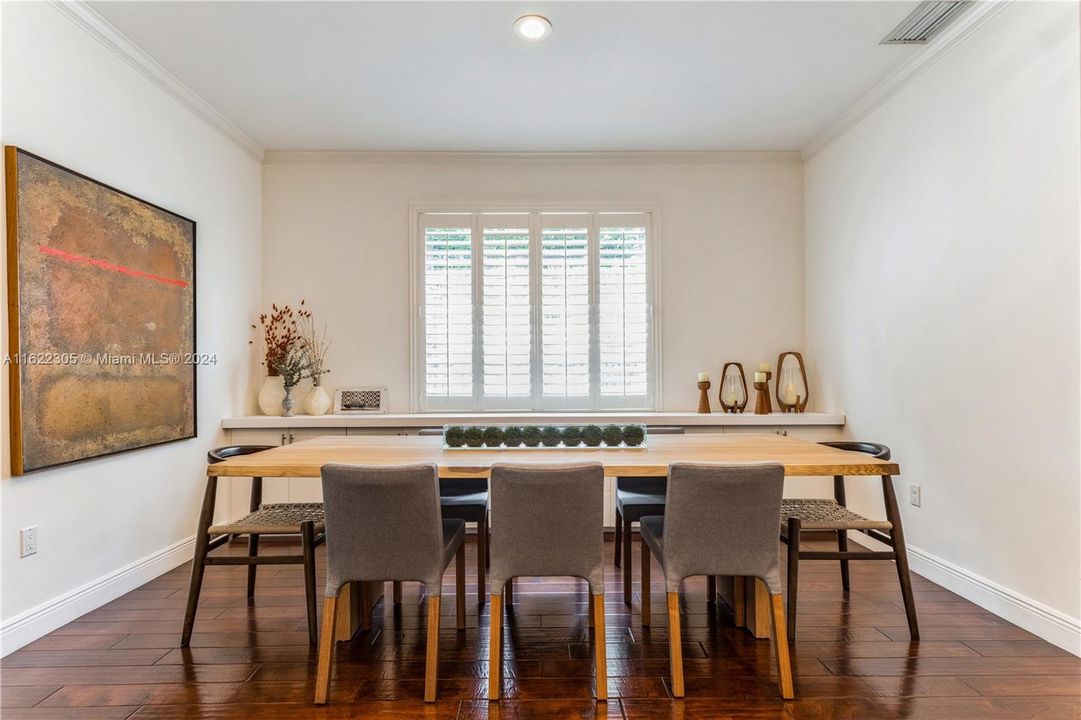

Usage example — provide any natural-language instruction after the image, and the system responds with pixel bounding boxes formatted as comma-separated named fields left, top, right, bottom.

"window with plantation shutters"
left=415, top=211, right=656, bottom=411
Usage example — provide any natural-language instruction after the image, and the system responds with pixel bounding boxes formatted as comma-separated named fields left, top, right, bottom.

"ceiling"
left=91, top=1, right=923, bottom=152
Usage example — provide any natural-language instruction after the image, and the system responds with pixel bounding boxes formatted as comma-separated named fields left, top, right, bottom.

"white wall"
left=805, top=2, right=1080, bottom=652
left=0, top=3, right=262, bottom=652
left=262, top=156, right=805, bottom=412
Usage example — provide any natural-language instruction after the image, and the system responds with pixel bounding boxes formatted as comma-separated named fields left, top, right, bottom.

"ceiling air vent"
left=881, top=1, right=972, bottom=44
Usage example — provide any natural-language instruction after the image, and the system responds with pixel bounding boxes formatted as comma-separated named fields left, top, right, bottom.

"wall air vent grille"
left=881, top=1, right=972, bottom=44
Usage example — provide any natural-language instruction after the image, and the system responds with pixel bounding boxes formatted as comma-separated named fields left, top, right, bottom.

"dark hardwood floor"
left=2, top=536, right=1079, bottom=719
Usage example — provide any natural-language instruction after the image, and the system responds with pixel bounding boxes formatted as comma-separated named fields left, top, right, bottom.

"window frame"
left=409, top=204, right=662, bottom=413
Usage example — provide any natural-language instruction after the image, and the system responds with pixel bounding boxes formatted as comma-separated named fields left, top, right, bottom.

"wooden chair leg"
left=246, top=533, right=260, bottom=599
left=488, top=593, right=503, bottom=700
left=882, top=475, right=920, bottom=641
left=622, top=515, right=633, bottom=604
left=588, top=590, right=594, bottom=628
left=706, top=576, right=716, bottom=604
left=392, top=581, right=403, bottom=605
left=769, top=592, right=795, bottom=700
left=360, top=583, right=373, bottom=631
left=181, top=477, right=217, bottom=648
left=614, top=508, right=623, bottom=567
left=477, top=515, right=488, bottom=605
left=837, top=530, right=851, bottom=593
left=593, top=592, right=607, bottom=701
left=786, top=517, right=801, bottom=640
left=733, top=576, right=746, bottom=627
left=505, top=578, right=514, bottom=607
left=640, top=535, right=651, bottom=624
left=301, top=521, right=318, bottom=645
left=666, top=591, right=684, bottom=698
left=456, top=544, right=467, bottom=630
left=486, top=516, right=491, bottom=569
left=424, top=596, right=441, bottom=702
left=314, top=593, right=339, bottom=704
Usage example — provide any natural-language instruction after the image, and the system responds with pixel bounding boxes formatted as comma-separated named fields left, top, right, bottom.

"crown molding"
left=262, top=150, right=803, bottom=166
left=50, top=1, right=265, bottom=162
left=801, top=0, right=1011, bottom=162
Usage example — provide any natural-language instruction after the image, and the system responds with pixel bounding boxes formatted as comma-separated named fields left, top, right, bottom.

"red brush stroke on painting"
left=38, top=245, right=189, bottom=288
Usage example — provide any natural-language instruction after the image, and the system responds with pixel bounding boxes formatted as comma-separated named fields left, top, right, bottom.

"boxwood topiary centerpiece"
left=522, top=426, right=542, bottom=447
left=582, top=424, right=603, bottom=447
left=540, top=426, right=563, bottom=447
left=602, top=424, right=624, bottom=447
left=561, top=425, right=583, bottom=447
left=503, top=426, right=524, bottom=447
left=483, top=426, right=505, bottom=447
left=444, top=426, right=465, bottom=448
left=463, top=427, right=485, bottom=448
left=622, top=424, right=645, bottom=447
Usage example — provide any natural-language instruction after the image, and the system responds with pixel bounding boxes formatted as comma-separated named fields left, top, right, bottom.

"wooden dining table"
left=204, top=433, right=900, bottom=640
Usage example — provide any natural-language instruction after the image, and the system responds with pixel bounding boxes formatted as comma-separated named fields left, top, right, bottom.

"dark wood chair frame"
left=781, top=441, right=919, bottom=641
left=181, top=446, right=327, bottom=647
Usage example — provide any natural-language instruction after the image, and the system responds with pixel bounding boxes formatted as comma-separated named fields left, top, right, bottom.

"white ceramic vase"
left=257, top=375, right=285, bottom=416
left=305, top=384, right=332, bottom=415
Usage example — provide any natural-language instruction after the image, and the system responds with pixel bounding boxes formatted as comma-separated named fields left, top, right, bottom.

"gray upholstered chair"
left=613, top=426, right=685, bottom=604
left=314, top=463, right=467, bottom=704
left=639, top=462, right=794, bottom=700
left=487, top=462, right=607, bottom=702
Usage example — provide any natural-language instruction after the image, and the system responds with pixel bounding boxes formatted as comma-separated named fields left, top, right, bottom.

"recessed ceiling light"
left=514, top=14, right=551, bottom=41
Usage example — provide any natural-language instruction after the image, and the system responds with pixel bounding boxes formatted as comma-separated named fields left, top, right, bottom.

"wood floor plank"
left=1, top=537, right=1076, bottom=720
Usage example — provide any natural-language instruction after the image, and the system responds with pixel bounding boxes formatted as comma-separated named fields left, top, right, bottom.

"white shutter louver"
left=423, top=223, right=473, bottom=399
left=541, top=224, right=591, bottom=399
left=599, top=222, right=649, bottom=397
left=481, top=222, right=531, bottom=400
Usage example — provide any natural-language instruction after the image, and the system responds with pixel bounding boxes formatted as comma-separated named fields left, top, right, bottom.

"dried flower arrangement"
left=252, top=303, right=301, bottom=377
left=297, top=304, right=331, bottom=387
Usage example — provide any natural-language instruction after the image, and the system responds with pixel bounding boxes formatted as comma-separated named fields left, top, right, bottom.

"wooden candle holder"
left=775, top=351, right=809, bottom=413
left=753, top=372, right=772, bottom=415
left=697, top=381, right=712, bottom=414
left=718, top=362, right=748, bottom=413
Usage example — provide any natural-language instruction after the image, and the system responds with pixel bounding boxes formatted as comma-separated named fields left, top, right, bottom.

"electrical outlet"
left=909, top=485, right=922, bottom=508
left=20, top=526, right=38, bottom=557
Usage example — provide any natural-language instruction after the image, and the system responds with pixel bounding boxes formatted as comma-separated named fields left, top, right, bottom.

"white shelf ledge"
left=222, top=411, right=845, bottom=430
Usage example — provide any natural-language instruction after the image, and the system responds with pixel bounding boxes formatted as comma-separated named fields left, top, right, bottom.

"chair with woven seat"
left=614, top=426, right=684, bottom=604
left=412, top=428, right=490, bottom=605
left=781, top=441, right=919, bottom=641
left=639, top=462, right=793, bottom=699
left=488, top=462, right=608, bottom=702
left=181, top=446, right=325, bottom=647
left=315, top=463, right=467, bottom=704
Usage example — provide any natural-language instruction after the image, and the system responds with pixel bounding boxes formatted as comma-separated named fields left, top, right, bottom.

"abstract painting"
left=5, top=147, right=196, bottom=474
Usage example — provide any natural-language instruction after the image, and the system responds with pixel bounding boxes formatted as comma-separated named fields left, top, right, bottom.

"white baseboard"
left=905, top=544, right=1081, bottom=656
left=0, top=535, right=196, bottom=656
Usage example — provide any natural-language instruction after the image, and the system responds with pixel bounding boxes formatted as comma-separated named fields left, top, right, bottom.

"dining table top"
left=208, top=433, right=900, bottom=478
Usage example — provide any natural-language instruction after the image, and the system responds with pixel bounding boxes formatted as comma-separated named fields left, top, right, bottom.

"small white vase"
left=305, top=384, right=332, bottom=415
left=257, top=375, right=285, bottom=416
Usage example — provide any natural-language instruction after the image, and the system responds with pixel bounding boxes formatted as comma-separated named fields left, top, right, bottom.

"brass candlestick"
left=697, top=381, right=712, bottom=413
left=753, top=372, right=773, bottom=415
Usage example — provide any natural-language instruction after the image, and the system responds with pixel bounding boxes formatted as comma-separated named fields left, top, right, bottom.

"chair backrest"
left=617, top=427, right=683, bottom=492
left=320, top=463, right=446, bottom=595
left=489, top=462, right=605, bottom=594
left=819, top=441, right=890, bottom=461
left=661, top=462, right=785, bottom=593
left=207, top=445, right=274, bottom=464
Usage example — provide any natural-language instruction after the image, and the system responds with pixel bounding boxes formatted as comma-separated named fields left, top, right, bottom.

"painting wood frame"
left=5, top=147, right=197, bottom=475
